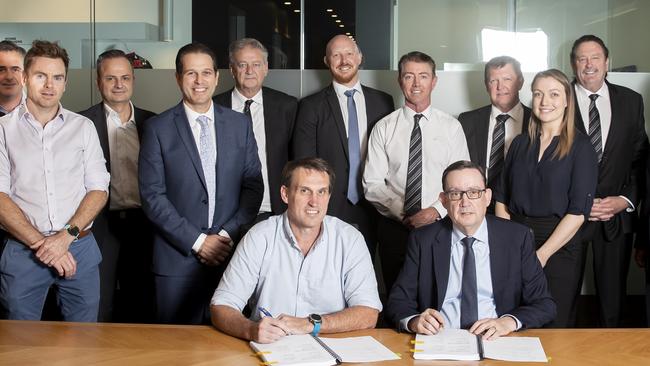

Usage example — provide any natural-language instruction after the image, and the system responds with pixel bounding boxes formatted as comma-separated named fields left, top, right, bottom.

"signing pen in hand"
left=258, top=306, right=273, bottom=317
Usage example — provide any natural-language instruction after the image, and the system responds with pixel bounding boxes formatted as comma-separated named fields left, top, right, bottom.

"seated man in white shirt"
left=211, top=157, right=382, bottom=343
left=384, top=160, right=555, bottom=339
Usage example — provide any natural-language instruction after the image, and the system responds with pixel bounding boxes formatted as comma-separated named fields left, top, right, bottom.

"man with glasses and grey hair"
left=384, top=160, right=555, bottom=338
left=214, top=38, right=297, bottom=222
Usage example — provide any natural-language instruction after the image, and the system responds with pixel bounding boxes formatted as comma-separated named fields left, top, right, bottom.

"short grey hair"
left=228, top=38, right=268, bottom=65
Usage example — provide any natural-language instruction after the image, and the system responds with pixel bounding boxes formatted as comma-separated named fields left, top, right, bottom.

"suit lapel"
left=325, top=85, right=349, bottom=161
left=602, top=81, right=620, bottom=160
left=572, top=82, right=588, bottom=135
left=476, top=106, right=491, bottom=169
left=432, top=219, right=452, bottom=309
left=487, top=217, right=507, bottom=312
left=94, top=104, right=111, bottom=172
left=262, top=88, right=276, bottom=166
left=173, top=103, right=207, bottom=190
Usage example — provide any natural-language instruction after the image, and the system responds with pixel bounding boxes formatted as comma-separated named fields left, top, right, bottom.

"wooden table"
left=0, top=320, right=648, bottom=365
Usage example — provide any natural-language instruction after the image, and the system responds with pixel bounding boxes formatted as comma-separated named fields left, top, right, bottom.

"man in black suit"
left=385, top=161, right=555, bottom=337
left=293, top=35, right=394, bottom=254
left=0, top=40, right=25, bottom=117
left=458, top=56, right=530, bottom=212
left=570, top=35, right=649, bottom=327
left=79, top=50, right=156, bottom=322
left=214, top=38, right=297, bottom=220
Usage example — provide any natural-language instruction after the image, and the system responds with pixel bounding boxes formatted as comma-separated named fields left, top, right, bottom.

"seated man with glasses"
left=384, top=160, right=556, bottom=339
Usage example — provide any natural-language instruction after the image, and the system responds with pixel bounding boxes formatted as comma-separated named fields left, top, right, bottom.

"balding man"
left=293, top=35, right=394, bottom=255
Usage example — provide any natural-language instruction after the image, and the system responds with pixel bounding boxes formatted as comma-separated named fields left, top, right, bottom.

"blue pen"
left=258, top=306, right=273, bottom=317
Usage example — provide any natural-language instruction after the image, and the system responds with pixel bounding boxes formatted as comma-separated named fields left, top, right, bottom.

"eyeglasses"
left=444, top=189, right=486, bottom=201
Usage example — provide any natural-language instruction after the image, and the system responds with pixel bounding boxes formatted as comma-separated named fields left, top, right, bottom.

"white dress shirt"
left=363, top=105, right=470, bottom=220
left=0, top=103, right=110, bottom=234
left=485, top=103, right=525, bottom=180
left=231, top=88, right=271, bottom=213
left=332, top=81, right=369, bottom=159
left=212, top=213, right=382, bottom=320
left=105, top=102, right=140, bottom=210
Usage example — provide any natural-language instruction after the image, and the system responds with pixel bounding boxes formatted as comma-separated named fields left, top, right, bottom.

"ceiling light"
left=331, top=14, right=338, bottom=18
left=326, top=9, right=333, bottom=12
left=293, top=9, right=300, bottom=13
left=335, top=19, right=341, bottom=23
left=283, top=1, right=291, bottom=5
left=345, top=32, right=350, bottom=35
left=339, top=24, right=344, bottom=28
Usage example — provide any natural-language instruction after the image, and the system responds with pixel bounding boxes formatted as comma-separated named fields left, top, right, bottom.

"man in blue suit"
left=385, top=161, right=555, bottom=339
left=139, top=43, right=263, bottom=324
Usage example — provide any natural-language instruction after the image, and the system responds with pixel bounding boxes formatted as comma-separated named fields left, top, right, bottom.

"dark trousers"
left=95, top=208, right=155, bottom=322
left=335, top=199, right=378, bottom=257
left=377, top=215, right=410, bottom=295
left=512, top=214, right=585, bottom=328
left=585, top=221, right=633, bottom=327
left=154, top=269, right=223, bottom=325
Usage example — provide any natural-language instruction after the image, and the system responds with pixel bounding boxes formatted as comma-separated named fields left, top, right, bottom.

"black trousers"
left=512, top=213, right=585, bottom=328
left=95, top=208, right=155, bottom=322
left=377, top=215, right=410, bottom=296
left=584, top=221, right=633, bottom=327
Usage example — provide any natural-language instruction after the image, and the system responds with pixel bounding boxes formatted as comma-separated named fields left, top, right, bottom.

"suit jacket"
left=573, top=80, right=649, bottom=239
left=385, top=216, right=556, bottom=330
left=458, top=103, right=531, bottom=188
left=138, top=102, right=263, bottom=276
left=79, top=102, right=156, bottom=173
left=293, top=84, right=394, bottom=218
left=213, top=86, right=297, bottom=214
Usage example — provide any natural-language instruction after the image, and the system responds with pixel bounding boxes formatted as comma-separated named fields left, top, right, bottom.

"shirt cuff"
left=192, top=233, right=207, bottom=253
left=399, top=315, right=419, bottom=333
left=218, top=229, right=234, bottom=247
left=501, top=314, right=522, bottom=331
left=619, top=195, right=635, bottom=212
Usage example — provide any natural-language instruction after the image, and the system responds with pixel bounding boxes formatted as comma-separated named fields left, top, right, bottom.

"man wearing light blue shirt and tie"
left=211, top=158, right=382, bottom=343
left=385, top=160, right=555, bottom=339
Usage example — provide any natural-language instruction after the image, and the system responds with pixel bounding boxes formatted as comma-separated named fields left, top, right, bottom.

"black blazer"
left=458, top=103, right=531, bottom=186
left=573, top=80, right=649, bottom=238
left=213, top=86, right=297, bottom=214
left=385, top=216, right=556, bottom=330
left=292, top=84, right=394, bottom=218
left=79, top=102, right=156, bottom=173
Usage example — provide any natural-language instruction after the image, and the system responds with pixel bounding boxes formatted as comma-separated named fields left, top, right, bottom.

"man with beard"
left=293, top=35, right=394, bottom=255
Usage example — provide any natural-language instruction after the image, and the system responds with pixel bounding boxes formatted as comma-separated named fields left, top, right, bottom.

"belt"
left=7, top=229, right=90, bottom=244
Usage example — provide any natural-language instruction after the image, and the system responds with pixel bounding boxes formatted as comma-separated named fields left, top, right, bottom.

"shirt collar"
left=232, top=87, right=263, bottom=108
left=332, top=80, right=362, bottom=99
left=183, top=101, right=214, bottom=126
left=20, top=102, right=65, bottom=128
left=575, top=81, right=609, bottom=100
left=490, top=101, right=523, bottom=120
left=104, top=101, right=135, bottom=124
left=282, top=212, right=327, bottom=253
left=402, top=104, right=433, bottom=123
left=451, top=218, right=489, bottom=246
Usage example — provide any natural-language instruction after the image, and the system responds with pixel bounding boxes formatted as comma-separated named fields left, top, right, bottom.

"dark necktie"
left=588, top=94, right=602, bottom=162
left=344, top=89, right=361, bottom=204
left=488, top=114, right=509, bottom=185
left=404, top=114, right=423, bottom=217
left=460, top=236, right=478, bottom=329
left=243, top=99, right=253, bottom=119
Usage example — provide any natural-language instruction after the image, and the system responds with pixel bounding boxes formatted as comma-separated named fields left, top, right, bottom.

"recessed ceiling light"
left=331, top=14, right=338, bottom=18
left=283, top=1, right=291, bottom=5
left=339, top=24, right=344, bottom=28
left=345, top=32, right=351, bottom=35
left=293, top=9, right=300, bottom=13
left=326, top=9, right=333, bottom=12
left=335, top=19, right=341, bottom=23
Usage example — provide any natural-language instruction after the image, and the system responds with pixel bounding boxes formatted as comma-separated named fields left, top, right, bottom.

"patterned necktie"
left=243, top=99, right=253, bottom=119
left=588, top=94, right=602, bottom=162
left=404, top=114, right=423, bottom=217
left=488, top=114, right=509, bottom=185
left=460, top=236, right=478, bottom=329
left=197, top=115, right=216, bottom=227
left=344, top=89, right=361, bottom=204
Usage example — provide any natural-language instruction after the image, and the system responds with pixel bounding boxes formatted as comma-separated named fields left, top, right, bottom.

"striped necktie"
left=488, top=114, right=509, bottom=185
left=404, top=114, right=424, bottom=217
left=588, top=94, right=602, bottom=162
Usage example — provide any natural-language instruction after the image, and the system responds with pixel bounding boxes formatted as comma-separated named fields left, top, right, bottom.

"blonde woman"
left=495, top=69, right=598, bottom=327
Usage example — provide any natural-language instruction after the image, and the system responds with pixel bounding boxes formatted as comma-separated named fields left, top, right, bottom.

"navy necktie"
left=404, top=114, right=423, bottom=216
left=243, top=99, right=253, bottom=119
left=460, top=236, right=478, bottom=329
left=344, top=89, right=361, bottom=204
left=588, top=94, right=602, bottom=162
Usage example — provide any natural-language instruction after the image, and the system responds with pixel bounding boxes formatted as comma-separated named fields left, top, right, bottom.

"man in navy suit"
left=385, top=161, right=555, bottom=338
left=138, top=43, right=263, bottom=324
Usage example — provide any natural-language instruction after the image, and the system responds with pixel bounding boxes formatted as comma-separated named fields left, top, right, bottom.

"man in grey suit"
left=79, top=49, right=156, bottom=322
left=214, top=38, right=297, bottom=220
left=138, top=42, right=263, bottom=324
left=458, top=56, right=531, bottom=211
left=293, top=35, right=394, bottom=254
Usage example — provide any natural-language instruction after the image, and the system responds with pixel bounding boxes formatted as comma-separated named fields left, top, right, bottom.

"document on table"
left=413, top=329, right=548, bottom=362
left=250, top=334, right=400, bottom=365
left=320, top=336, right=401, bottom=363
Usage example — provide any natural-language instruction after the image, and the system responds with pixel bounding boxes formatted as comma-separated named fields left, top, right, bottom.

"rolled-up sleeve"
left=0, top=123, right=11, bottom=194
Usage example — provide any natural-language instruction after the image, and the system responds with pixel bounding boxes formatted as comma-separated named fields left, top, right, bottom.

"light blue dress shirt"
left=211, top=213, right=382, bottom=320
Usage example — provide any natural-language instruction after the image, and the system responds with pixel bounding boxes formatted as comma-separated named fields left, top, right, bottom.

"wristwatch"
left=63, top=224, right=80, bottom=241
left=309, top=313, right=322, bottom=336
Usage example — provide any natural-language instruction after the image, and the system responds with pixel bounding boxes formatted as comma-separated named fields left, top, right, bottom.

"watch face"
left=67, top=226, right=80, bottom=237
left=310, top=314, right=322, bottom=323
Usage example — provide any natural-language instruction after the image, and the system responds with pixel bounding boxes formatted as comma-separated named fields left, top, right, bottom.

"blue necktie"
left=344, top=89, right=361, bottom=204
left=197, top=115, right=216, bottom=227
left=460, top=236, right=478, bottom=329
